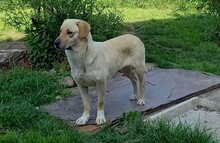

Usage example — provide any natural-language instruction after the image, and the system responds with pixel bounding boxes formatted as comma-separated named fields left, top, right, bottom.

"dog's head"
left=54, top=19, right=91, bottom=50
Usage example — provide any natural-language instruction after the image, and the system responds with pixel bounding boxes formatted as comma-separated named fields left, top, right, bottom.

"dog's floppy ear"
left=76, top=20, right=91, bottom=39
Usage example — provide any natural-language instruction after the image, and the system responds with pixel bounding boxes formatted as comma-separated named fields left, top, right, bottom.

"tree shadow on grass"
left=126, top=13, right=220, bottom=75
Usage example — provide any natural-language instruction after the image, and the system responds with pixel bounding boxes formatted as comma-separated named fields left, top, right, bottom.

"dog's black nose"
left=54, top=38, right=61, bottom=49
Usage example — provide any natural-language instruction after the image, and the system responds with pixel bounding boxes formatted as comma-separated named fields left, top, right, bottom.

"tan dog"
left=54, top=19, right=147, bottom=125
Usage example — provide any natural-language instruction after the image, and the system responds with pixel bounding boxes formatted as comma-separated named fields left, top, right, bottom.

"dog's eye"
left=67, top=31, right=73, bottom=34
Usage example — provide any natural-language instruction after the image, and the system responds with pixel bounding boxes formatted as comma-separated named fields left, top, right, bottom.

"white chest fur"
left=65, top=49, right=99, bottom=86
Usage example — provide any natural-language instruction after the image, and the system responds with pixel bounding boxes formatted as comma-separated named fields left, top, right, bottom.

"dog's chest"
left=73, top=72, right=98, bottom=86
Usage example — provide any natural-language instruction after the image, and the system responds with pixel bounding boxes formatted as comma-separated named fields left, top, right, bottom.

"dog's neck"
left=66, top=32, right=97, bottom=73
left=87, top=32, right=94, bottom=45
left=83, top=33, right=98, bottom=65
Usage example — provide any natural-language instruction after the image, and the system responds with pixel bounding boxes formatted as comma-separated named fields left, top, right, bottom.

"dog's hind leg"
left=136, top=64, right=146, bottom=105
left=121, top=66, right=138, bottom=101
left=96, top=81, right=107, bottom=125
left=76, top=85, right=90, bottom=125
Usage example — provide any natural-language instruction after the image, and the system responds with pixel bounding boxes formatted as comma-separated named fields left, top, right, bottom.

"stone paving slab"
left=0, top=42, right=28, bottom=68
left=42, top=69, right=220, bottom=124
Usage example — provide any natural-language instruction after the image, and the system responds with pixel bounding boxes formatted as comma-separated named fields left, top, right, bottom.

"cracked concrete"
left=168, top=87, right=176, bottom=99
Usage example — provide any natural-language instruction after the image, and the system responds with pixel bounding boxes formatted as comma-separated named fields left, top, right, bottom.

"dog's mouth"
left=54, top=45, right=71, bottom=50
left=54, top=38, right=71, bottom=50
left=65, top=46, right=71, bottom=50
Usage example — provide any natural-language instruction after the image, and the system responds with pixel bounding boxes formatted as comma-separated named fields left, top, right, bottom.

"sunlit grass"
left=0, top=13, right=25, bottom=43
left=123, top=8, right=175, bottom=23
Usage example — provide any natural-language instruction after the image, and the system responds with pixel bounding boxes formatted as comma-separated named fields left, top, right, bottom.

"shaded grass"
left=124, top=8, right=220, bottom=75
left=0, top=69, right=218, bottom=142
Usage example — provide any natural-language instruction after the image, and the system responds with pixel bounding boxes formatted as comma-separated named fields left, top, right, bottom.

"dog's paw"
left=95, top=116, right=106, bottom=125
left=137, top=99, right=145, bottom=105
left=76, top=116, right=89, bottom=125
left=130, top=95, right=137, bottom=101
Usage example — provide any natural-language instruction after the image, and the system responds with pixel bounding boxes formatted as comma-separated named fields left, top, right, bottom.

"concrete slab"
left=42, top=69, right=220, bottom=124
left=147, top=97, right=220, bottom=140
left=173, top=108, right=220, bottom=140
left=200, top=88, right=220, bottom=102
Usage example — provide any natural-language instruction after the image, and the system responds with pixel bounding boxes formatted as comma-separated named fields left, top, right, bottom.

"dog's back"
left=103, top=34, right=146, bottom=72
left=105, top=34, right=145, bottom=53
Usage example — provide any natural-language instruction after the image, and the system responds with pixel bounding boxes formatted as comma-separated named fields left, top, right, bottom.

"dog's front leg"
left=76, top=85, right=90, bottom=125
left=96, top=81, right=107, bottom=125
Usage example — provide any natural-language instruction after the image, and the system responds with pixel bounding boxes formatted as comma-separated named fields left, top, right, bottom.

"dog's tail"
left=145, top=63, right=155, bottom=73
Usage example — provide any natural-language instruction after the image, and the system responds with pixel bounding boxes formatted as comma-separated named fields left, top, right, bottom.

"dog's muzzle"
left=54, top=38, right=71, bottom=50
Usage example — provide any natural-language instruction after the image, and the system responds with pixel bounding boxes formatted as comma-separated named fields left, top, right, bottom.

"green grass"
left=0, top=13, right=24, bottom=43
left=0, top=69, right=218, bottom=143
left=123, top=8, right=220, bottom=75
